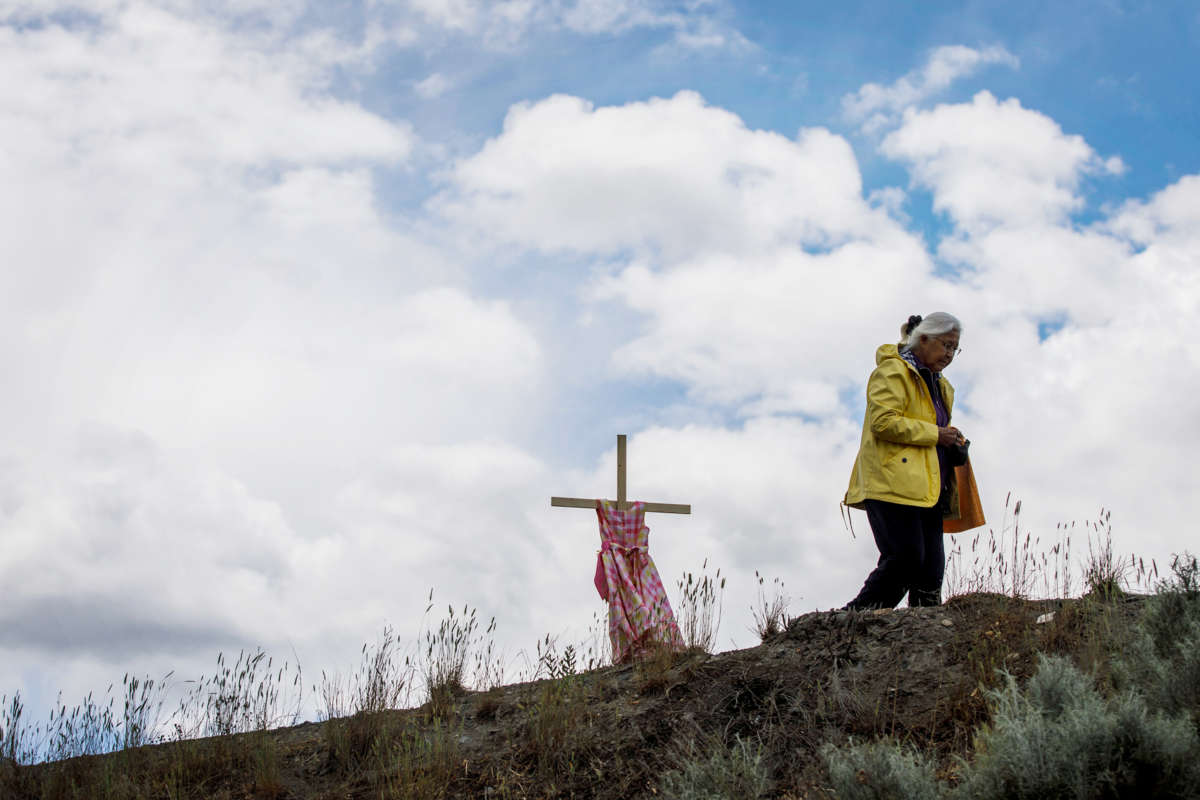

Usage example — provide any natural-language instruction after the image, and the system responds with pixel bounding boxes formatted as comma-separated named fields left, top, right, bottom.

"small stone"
left=941, top=619, right=953, bottom=627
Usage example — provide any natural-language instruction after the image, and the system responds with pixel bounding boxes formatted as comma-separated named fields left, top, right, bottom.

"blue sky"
left=2, top=0, right=1199, bottom=730
left=358, top=2, right=1198, bottom=195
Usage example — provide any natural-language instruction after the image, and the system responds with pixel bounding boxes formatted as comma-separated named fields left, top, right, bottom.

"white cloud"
left=843, top=44, right=1019, bottom=134
left=435, top=91, right=883, bottom=259
left=881, top=91, right=1124, bottom=232
left=1, top=0, right=274, bottom=22
left=0, top=0, right=553, bottom=712
left=330, top=440, right=555, bottom=622
left=433, top=90, right=941, bottom=413
left=936, top=224, right=1133, bottom=322
left=405, top=0, right=533, bottom=34
left=867, top=186, right=909, bottom=221
left=415, top=71, right=453, bottom=98
left=1105, top=174, right=1200, bottom=246
left=559, top=0, right=671, bottom=33
left=0, top=425, right=574, bottom=718
left=556, top=0, right=745, bottom=52
left=365, top=0, right=747, bottom=52
left=0, top=9, right=414, bottom=172
left=0, top=5, right=537, bottom=464
left=593, top=237, right=938, bottom=411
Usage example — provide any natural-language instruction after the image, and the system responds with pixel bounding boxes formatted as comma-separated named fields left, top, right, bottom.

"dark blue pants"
left=845, top=499, right=945, bottom=609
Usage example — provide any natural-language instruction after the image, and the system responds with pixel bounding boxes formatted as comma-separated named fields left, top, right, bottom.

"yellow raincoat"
left=845, top=344, right=955, bottom=510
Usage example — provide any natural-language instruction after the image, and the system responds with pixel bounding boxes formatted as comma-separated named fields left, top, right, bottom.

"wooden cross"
left=551, top=434, right=691, bottom=514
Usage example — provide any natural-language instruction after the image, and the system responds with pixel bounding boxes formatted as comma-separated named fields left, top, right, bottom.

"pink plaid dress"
left=593, top=500, right=683, bottom=662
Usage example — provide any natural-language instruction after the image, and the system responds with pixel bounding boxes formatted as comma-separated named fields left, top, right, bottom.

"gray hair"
left=899, top=312, right=962, bottom=351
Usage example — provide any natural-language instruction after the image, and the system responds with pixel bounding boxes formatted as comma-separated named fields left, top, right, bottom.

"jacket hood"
left=875, top=343, right=903, bottom=366
left=876, top=342, right=942, bottom=376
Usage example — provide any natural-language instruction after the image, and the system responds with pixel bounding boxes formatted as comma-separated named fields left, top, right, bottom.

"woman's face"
left=913, top=331, right=960, bottom=372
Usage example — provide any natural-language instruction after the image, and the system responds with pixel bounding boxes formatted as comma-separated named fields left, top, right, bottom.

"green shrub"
left=957, top=654, right=1200, bottom=799
left=659, top=733, right=771, bottom=800
left=1113, top=553, right=1200, bottom=725
left=824, top=653, right=1200, bottom=800
left=822, top=739, right=940, bottom=800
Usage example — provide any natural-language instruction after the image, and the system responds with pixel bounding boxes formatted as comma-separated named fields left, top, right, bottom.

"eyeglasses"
left=937, top=337, right=962, bottom=356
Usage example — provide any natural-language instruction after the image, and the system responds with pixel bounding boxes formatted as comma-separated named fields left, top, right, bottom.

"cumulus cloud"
left=1105, top=174, right=1200, bottom=246
left=0, top=4, right=539, bottom=455
left=435, top=91, right=885, bottom=259
left=0, top=0, right=553, bottom=709
left=0, top=427, right=301, bottom=658
left=842, top=44, right=1019, bottom=133
left=882, top=91, right=1125, bottom=232
left=0, top=424, right=575, bottom=716
left=593, top=238, right=938, bottom=412
left=0, top=8, right=414, bottom=171
left=431, top=90, right=943, bottom=412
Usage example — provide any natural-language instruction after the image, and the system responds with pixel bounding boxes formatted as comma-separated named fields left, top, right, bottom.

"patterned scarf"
left=899, top=346, right=949, bottom=427
left=898, top=346, right=932, bottom=376
left=901, top=346, right=953, bottom=502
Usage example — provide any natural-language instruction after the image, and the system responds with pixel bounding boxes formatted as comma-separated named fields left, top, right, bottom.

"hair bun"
left=905, top=315, right=923, bottom=335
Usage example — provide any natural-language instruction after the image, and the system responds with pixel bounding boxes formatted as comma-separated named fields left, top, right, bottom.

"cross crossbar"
left=550, top=434, right=691, bottom=514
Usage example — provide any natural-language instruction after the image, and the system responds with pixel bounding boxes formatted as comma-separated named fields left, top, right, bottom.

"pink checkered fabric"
left=593, top=500, right=683, bottom=663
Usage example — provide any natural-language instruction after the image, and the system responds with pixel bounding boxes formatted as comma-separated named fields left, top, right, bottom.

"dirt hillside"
left=15, top=592, right=1145, bottom=799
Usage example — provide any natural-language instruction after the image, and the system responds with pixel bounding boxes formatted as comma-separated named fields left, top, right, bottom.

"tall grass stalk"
left=677, top=559, right=726, bottom=653
left=171, top=649, right=303, bottom=740
left=1081, top=508, right=1149, bottom=599
left=318, top=625, right=413, bottom=722
left=751, top=571, right=791, bottom=641
left=420, top=592, right=499, bottom=716
left=945, top=494, right=1043, bottom=599
left=120, top=671, right=170, bottom=751
left=1, top=692, right=35, bottom=767
left=2, top=671, right=173, bottom=766
left=943, top=497, right=1150, bottom=602
left=471, top=616, right=505, bottom=691
left=582, top=609, right=613, bottom=672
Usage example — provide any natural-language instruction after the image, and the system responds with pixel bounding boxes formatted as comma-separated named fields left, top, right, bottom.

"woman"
left=843, top=312, right=965, bottom=610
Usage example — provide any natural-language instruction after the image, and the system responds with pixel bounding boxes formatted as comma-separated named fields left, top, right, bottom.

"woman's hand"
left=938, top=426, right=966, bottom=447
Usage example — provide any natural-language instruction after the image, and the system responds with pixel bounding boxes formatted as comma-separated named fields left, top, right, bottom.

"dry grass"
left=1, top=503, right=1184, bottom=799
left=373, top=717, right=463, bottom=800
left=751, top=571, right=791, bottom=641
left=676, top=559, right=726, bottom=653
left=945, top=497, right=1155, bottom=603
left=318, top=625, right=412, bottom=723
left=319, top=626, right=414, bottom=772
left=421, top=598, right=491, bottom=720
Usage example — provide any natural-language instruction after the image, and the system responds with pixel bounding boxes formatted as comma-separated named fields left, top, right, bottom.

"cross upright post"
left=551, top=434, right=690, bottom=514
left=616, top=434, right=626, bottom=506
